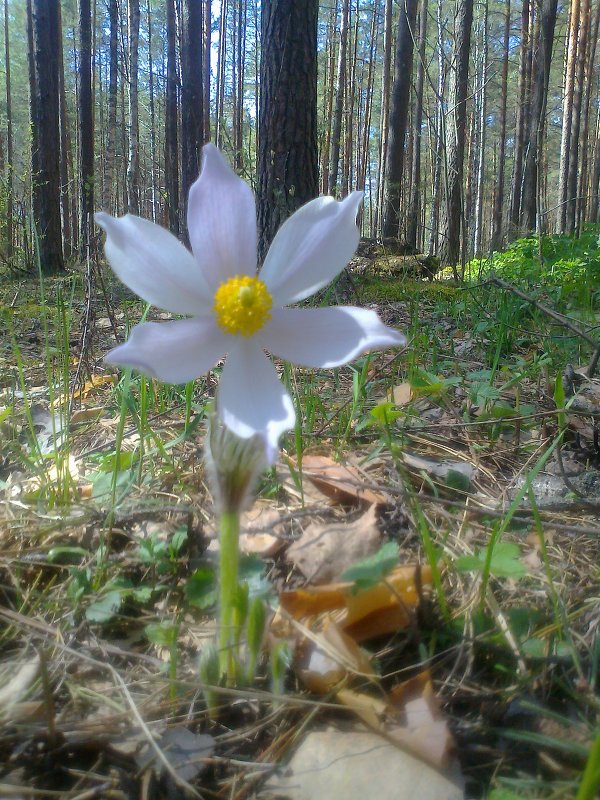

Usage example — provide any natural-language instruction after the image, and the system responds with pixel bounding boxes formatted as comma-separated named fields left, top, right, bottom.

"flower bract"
left=97, top=144, right=406, bottom=460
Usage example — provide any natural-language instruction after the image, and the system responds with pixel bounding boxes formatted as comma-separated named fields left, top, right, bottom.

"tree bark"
left=165, top=0, right=179, bottom=234
left=491, top=0, right=510, bottom=250
left=127, top=0, right=140, bottom=214
left=382, top=0, right=418, bottom=238
left=3, top=0, right=13, bottom=260
left=103, top=0, right=118, bottom=213
left=79, top=0, right=94, bottom=252
left=406, top=0, right=428, bottom=249
left=181, top=0, right=205, bottom=214
left=328, top=0, right=350, bottom=194
left=29, top=0, right=64, bottom=273
left=509, top=0, right=532, bottom=233
left=520, top=0, right=558, bottom=232
left=439, top=0, right=473, bottom=267
left=258, top=0, right=318, bottom=259
left=557, top=0, right=581, bottom=231
left=566, top=0, right=590, bottom=231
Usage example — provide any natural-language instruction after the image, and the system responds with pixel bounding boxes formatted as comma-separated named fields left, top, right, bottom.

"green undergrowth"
left=465, top=226, right=600, bottom=312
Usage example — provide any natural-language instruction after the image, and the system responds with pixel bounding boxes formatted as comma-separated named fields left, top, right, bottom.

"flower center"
left=213, top=275, right=273, bottom=337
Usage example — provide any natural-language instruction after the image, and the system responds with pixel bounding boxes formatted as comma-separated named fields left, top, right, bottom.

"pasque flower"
left=97, top=144, right=405, bottom=458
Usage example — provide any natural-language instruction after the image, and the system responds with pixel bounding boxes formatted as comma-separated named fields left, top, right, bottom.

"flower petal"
left=218, top=341, right=295, bottom=459
left=258, top=307, right=406, bottom=368
left=105, top=317, right=227, bottom=384
left=95, top=212, right=212, bottom=315
left=187, top=144, right=257, bottom=290
left=259, top=192, right=363, bottom=305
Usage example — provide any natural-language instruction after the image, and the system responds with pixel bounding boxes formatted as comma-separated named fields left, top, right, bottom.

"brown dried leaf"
left=279, top=563, right=432, bottom=642
left=388, top=382, right=413, bottom=406
left=239, top=505, right=287, bottom=557
left=296, top=455, right=391, bottom=506
left=337, top=671, right=457, bottom=770
left=296, top=619, right=375, bottom=693
left=287, top=505, right=380, bottom=583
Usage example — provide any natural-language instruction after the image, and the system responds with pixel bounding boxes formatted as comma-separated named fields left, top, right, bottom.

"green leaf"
left=341, top=541, right=400, bottom=590
left=455, top=542, right=526, bottom=579
left=145, top=621, right=178, bottom=647
left=85, top=589, right=123, bottom=623
left=184, top=567, right=217, bottom=610
left=47, top=546, right=89, bottom=564
left=445, top=468, right=472, bottom=492
left=370, top=402, right=402, bottom=425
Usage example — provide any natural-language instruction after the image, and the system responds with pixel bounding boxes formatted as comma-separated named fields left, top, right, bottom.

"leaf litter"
left=0, top=274, right=598, bottom=798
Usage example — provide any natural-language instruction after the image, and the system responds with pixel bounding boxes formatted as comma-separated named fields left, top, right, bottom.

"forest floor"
left=0, top=257, right=598, bottom=799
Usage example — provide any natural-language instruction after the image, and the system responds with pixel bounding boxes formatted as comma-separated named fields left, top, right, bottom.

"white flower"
left=96, top=144, right=406, bottom=459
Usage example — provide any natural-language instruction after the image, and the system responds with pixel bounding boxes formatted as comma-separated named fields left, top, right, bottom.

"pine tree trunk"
left=520, top=0, right=558, bottom=232
left=557, top=0, right=581, bottom=232
left=147, top=0, right=157, bottom=221
left=181, top=0, right=205, bottom=215
left=3, top=0, right=13, bottom=260
left=509, top=0, right=532, bottom=233
left=566, top=0, right=590, bottom=231
left=374, top=0, right=392, bottom=236
left=29, top=0, right=64, bottom=273
left=491, top=0, right=510, bottom=250
left=103, top=0, right=118, bottom=213
left=406, top=0, right=428, bottom=249
left=204, top=0, right=211, bottom=140
left=127, top=0, right=140, bottom=214
left=382, top=0, right=418, bottom=238
left=473, top=0, right=488, bottom=255
left=439, top=0, right=473, bottom=268
left=258, top=0, right=318, bottom=258
left=165, top=0, right=179, bottom=234
left=328, top=0, right=350, bottom=194
left=577, top=0, right=600, bottom=225
left=79, top=0, right=94, bottom=252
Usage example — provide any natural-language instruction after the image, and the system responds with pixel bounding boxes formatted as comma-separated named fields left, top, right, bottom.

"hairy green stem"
left=218, top=509, right=240, bottom=684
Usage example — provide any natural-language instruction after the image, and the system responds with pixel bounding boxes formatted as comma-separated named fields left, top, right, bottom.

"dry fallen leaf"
left=388, top=382, right=413, bottom=406
left=295, top=619, right=375, bottom=693
left=287, top=504, right=380, bottom=583
left=279, top=563, right=431, bottom=642
left=294, top=454, right=391, bottom=506
left=239, top=505, right=287, bottom=557
left=337, top=671, right=457, bottom=770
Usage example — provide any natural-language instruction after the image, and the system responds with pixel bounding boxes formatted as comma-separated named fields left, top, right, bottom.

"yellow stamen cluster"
left=213, top=275, right=273, bottom=336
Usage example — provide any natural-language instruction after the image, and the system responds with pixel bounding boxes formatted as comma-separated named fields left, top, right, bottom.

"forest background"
left=1, top=0, right=599, bottom=277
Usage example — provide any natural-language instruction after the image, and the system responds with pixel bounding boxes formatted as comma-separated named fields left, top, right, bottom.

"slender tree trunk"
left=520, top=0, right=558, bottom=232
left=374, top=0, right=392, bottom=236
left=181, top=0, right=205, bottom=215
left=491, top=0, right=510, bottom=250
left=3, top=0, right=13, bottom=260
left=103, top=0, right=118, bottom=213
left=382, top=0, right=418, bottom=238
left=578, top=0, right=600, bottom=225
left=79, top=0, right=94, bottom=253
left=216, top=0, right=228, bottom=147
left=509, top=0, right=532, bottom=233
left=258, top=0, right=318, bottom=258
left=320, top=0, right=338, bottom=194
left=203, top=0, right=211, bottom=140
left=557, top=0, right=581, bottom=231
left=566, top=0, right=590, bottom=231
left=406, top=0, right=428, bottom=249
left=29, top=0, right=64, bottom=272
left=439, top=0, right=473, bottom=267
left=428, top=0, right=446, bottom=254
left=127, top=0, right=140, bottom=214
left=473, top=0, right=488, bottom=255
left=146, top=0, right=157, bottom=221
left=165, top=0, right=179, bottom=234
left=328, top=0, right=350, bottom=194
